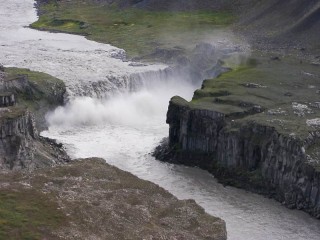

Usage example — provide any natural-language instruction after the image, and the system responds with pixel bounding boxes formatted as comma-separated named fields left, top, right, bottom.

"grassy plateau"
left=31, top=0, right=235, bottom=58
left=176, top=51, right=320, bottom=140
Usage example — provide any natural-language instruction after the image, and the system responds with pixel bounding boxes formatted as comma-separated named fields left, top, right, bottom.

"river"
left=0, top=1, right=320, bottom=239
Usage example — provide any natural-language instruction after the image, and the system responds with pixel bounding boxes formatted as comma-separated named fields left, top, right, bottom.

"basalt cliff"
left=0, top=67, right=69, bottom=170
left=144, top=0, right=320, bottom=219
left=0, top=66, right=227, bottom=239
left=154, top=53, right=320, bottom=218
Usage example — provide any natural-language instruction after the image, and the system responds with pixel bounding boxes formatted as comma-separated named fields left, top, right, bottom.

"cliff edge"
left=0, top=66, right=69, bottom=170
left=0, top=158, right=227, bottom=240
left=0, top=66, right=227, bottom=238
left=154, top=52, right=320, bottom=218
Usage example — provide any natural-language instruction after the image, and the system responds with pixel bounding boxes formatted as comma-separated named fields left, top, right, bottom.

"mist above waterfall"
left=46, top=73, right=197, bottom=128
left=46, top=42, right=246, bottom=128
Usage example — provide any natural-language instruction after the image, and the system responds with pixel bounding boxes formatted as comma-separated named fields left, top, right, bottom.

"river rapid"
left=1, top=1, right=320, bottom=239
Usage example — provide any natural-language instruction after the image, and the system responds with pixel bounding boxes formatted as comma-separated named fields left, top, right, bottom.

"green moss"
left=4, top=67, right=65, bottom=111
left=0, top=107, right=27, bottom=122
left=0, top=189, right=66, bottom=240
left=31, top=1, right=235, bottom=58
left=171, top=96, right=189, bottom=106
left=193, top=88, right=230, bottom=99
left=191, top=99, right=246, bottom=115
left=213, top=164, right=266, bottom=190
left=5, top=68, right=64, bottom=93
left=185, top=51, right=320, bottom=139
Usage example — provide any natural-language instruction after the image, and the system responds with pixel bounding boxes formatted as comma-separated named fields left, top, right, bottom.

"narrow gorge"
left=0, top=0, right=320, bottom=239
left=154, top=94, right=320, bottom=218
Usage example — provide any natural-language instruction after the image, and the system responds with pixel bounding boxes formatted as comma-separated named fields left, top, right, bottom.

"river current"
left=1, top=1, right=320, bottom=239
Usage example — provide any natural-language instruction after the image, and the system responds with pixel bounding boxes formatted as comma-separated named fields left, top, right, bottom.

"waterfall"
left=63, top=42, right=243, bottom=100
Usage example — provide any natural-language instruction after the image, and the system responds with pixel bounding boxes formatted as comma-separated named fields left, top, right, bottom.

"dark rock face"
left=0, top=109, right=69, bottom=170
left=0, top=93, right=15, bottom=107
left=0, top=68, right=69, bottom=170
left=0, top=68, right=66, bottom=131
left=0, top=110, right=36, bottom=169
left=154, top=98, right=320, bottom=218
left=0, top=74, right=29, bottom=92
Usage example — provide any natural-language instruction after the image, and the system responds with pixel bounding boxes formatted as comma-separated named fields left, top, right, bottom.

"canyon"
left=0, top=0, right=320, bottom=239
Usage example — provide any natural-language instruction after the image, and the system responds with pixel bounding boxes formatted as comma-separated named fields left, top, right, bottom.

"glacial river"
left=1, top=1, right=320, bottom=239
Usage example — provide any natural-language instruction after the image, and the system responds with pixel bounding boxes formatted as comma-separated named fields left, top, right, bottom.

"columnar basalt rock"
left=0, top=93, right=15, bottom=107
left=0, top=109, right=69, bottom=170
left=0, top=67, right=70, bottom=170
left=154, top=97, right=320, bottom=218
left=0, top=109, right=36, bottom=169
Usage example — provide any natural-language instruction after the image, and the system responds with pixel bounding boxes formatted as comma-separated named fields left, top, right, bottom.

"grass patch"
left=174, top=51, right=320, bottom=138
left=0, top=106, right=27, bottom=122
left=4, top=68, right=65, bottom=110
left=0, top=189, right=66, bottom=240
left=0, top=67, right=66, bottom=129
left=31, top=1, right=235, bottom=58
left=5, top=68, right=64, bottom=94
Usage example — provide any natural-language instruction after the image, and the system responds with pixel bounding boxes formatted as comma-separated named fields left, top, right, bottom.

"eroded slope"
left=0, top=158, right=227, bottom=240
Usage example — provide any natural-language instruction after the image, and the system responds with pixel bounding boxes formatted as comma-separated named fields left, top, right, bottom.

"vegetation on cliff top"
left=4, top=68, right=65, bottom=109
left=31, top=0, right=235, bottom=58
left=174, top=51, right=320, bottom=140
left=0, top=188, right=66, bottom=240
left=1, top=67, right=66, bottom=130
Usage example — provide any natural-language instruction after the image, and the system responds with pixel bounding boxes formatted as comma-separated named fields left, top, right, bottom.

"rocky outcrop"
left=0, top=68, right=66, bottom=131
left=0, top=158, right=227, bottom=239
left=0, top=66, right=226, bottom=238
left=0, top=108, right=69, bottom=170
left=0, top=93, right=15, bottom=107
left=234, top=0, right=320, bottom=60
left=154, top=97, right=320, bottom=218
left=0, top=67, right=69, bottom=170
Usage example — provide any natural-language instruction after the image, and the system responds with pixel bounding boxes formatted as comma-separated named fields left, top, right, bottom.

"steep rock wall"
left=1, top=68, right=66, bottom=131
left=0, top=67, right=70, bottom=170
left=0, top=109, right=69, bottom=170
left=0, top=109, right=37, bottom=170
left=0, top=93, right=15, bottom=107
left=155, top=97, right=320, bottom=218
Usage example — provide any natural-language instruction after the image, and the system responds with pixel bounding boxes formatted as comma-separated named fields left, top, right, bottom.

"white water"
left=1, top=1, right=320, bottom=239
left=0, top=0, right=165, bottom=97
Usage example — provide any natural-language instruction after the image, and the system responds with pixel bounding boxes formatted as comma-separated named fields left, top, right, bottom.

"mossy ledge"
left=3, top=67, right=66, bottom=131
left=0, top=66, right=69, bottom=170
left=154, top=53, right=320, bottom=218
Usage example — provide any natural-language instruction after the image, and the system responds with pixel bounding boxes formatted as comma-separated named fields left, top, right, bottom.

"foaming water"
left=43, top=77, right=320, bottom=240
left=46, top=79, right=195, bottom=127
left=1, top=1, right=320, bottom=240
left=0, top=0, right=165, bottom=97
left=43, top=85, right=320, bottom=240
